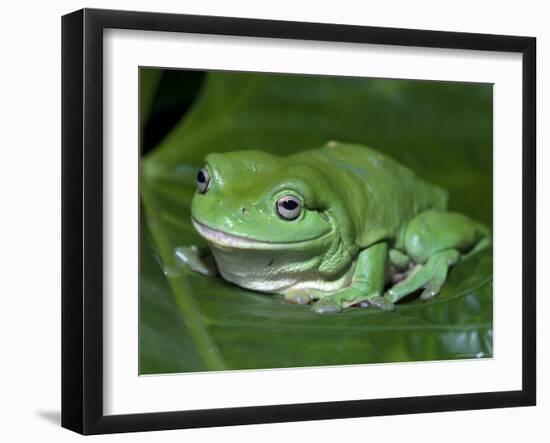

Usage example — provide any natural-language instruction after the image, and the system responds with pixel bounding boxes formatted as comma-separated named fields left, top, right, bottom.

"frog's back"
left=291, top=142, right=448, bottom=248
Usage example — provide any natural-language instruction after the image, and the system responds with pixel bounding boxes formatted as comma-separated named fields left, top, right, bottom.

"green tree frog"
left=177, top=142, right=490, bottom=314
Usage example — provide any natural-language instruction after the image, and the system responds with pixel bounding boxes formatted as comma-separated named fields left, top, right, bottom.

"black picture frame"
left=61, top=8, right=537, bottom=435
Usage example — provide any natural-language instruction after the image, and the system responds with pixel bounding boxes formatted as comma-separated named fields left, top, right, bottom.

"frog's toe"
left=369, top=296, right=396, bottom=312
left=311, top=297, right=342, bottom=315
left=284, top=290, right=315, bottom=305
left=420, top=287, right=440, bottom=301
left=174, top=246, right=218, bottom=276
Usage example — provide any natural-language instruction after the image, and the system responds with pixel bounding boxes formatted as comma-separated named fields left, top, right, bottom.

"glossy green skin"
left=186, top=141, right=489, bottom=314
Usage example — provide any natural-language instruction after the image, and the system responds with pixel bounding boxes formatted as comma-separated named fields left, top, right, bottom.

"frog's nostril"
left=241, top=207, right=249, bottom=216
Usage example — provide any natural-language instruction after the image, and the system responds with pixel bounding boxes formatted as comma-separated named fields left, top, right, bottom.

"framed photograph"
left=61, top=8, right=536, bottom=435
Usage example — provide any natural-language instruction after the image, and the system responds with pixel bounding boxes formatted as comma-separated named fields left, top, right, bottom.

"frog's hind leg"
left=463, top=235, right=492, bottom=259
left=385, top=249, right=460, bottom=302
left=388, top=248, right=412, bottom=283
left=385, top=209, right=490, bottom=303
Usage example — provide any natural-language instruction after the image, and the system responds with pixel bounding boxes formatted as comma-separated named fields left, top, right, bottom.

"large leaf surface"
left=140, top=71, right=493, bottom=373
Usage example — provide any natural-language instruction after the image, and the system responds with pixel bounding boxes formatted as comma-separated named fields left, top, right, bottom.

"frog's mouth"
left=191, top=218, right=331, bottom=250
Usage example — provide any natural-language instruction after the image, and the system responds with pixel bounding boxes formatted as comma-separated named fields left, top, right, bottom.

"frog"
left=177, top=141, right=491, bottom=314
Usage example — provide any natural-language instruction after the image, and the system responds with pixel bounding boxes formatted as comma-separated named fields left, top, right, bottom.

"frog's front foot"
left=174, top=245, right=218, bottom=277
left=311, top=297, right=343, bottom=314
left=311, top=287, right=362, bottom=314
left=310, top=287, right=387, bottom=314
left=284, top=289, right=318, bottom=305
left=369, top=296, right=396, bottom=311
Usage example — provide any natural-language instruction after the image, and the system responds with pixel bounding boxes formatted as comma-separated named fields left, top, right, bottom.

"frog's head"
left=190, top=150, right=336, bottom=251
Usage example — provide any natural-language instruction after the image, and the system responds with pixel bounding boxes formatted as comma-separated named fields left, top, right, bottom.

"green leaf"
left=139, top=69, right=163, bottom=130
left=140, top=71, right=493, bottom=373
left=139, top=210, right=206, bottom=373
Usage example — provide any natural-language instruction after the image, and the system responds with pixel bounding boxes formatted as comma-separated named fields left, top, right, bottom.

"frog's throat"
left=191, top=218, right=332, bottom=250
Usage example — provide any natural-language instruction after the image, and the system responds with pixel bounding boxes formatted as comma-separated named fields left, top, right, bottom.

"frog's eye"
left=276, top=195, right=302, bottom=220
left=196, top=167, right=211, bottom=194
